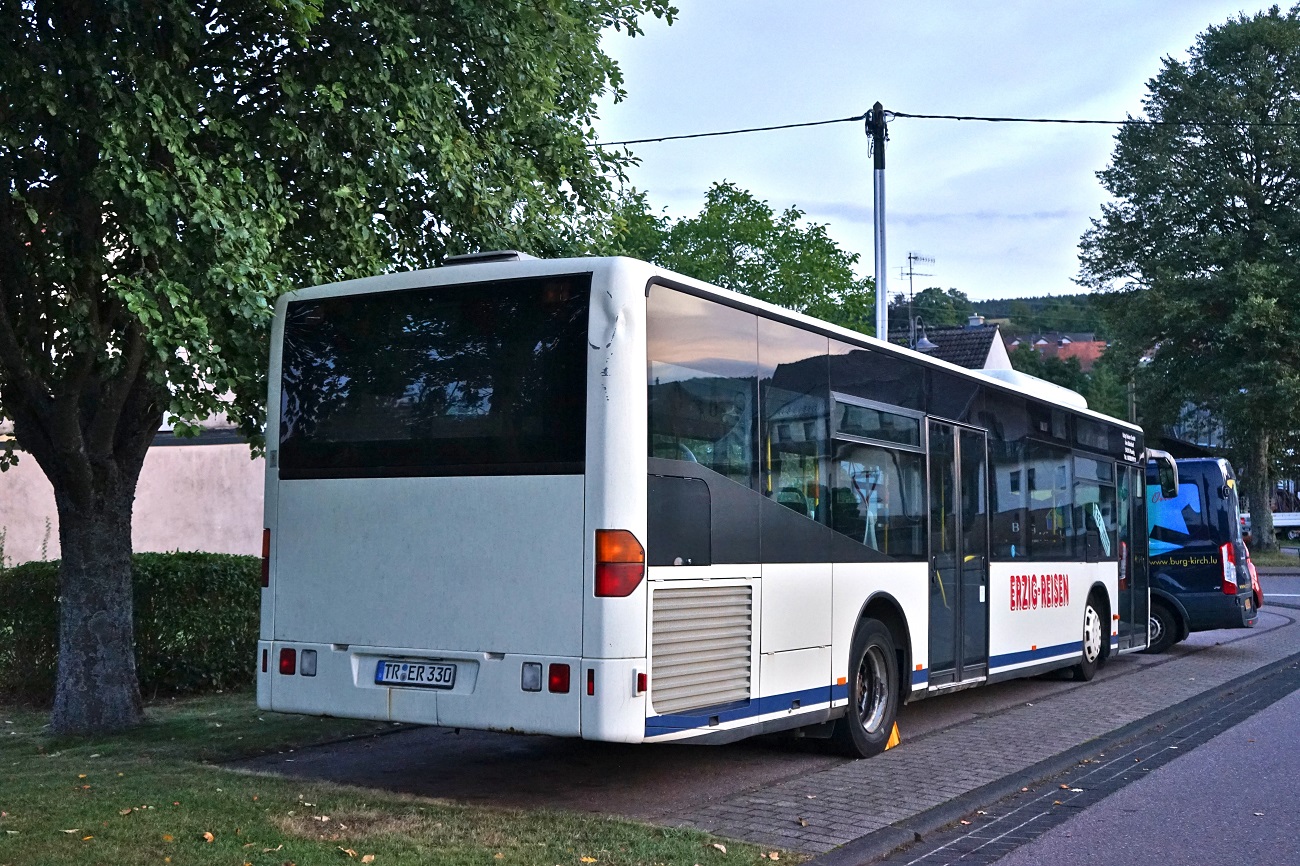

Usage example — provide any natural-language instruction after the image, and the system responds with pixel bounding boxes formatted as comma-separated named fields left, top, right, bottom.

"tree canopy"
left=1079, top=5, right=1300, bottom=544
left=606, top=182, right=876, bottom=333
left=0, top=0, right=674, bottom=732
left=888, top=286, right=975, bottom=327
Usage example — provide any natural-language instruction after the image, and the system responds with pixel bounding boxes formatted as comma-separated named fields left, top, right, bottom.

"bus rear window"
left=278, top=274, right=590, bottom=478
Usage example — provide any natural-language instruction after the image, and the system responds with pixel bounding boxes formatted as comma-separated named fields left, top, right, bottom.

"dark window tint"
left=1024, top=440, right=1074, bottom=559
left=760, top=319, right=829, bottom=521
left=647, top=286, right=759, bottom=489
left=830, top=441, right=926, bottom=558
left=834, top=401, right=922, bottom=447
left=279, top=275, right=589, bottom=478
left=829, top=341, right=925, bottom=411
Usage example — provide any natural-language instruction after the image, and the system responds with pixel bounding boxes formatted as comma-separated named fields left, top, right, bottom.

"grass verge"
left=1249, top=547, right=1300, bottom=567
left=0, top=693, right=790, bottom=866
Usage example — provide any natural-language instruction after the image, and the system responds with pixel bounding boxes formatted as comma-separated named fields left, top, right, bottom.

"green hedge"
left=0, top=552, right=260, bottom=703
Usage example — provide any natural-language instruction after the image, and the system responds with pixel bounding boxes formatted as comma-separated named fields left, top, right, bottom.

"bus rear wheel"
left=1072, top=595, right=1104, bottom=682
left=832, top=619, right=899, bottom=758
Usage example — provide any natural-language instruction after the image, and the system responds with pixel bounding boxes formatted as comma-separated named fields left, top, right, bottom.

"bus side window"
left=829, top=441, right=925, bottom=558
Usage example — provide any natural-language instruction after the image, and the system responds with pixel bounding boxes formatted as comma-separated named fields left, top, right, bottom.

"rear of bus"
left=257, top=256, right=652, bottom=742
left=1146, top=457, right=1257, bottom=650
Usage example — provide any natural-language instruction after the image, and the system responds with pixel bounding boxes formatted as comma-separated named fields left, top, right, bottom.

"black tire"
left=1071, top=594, right=1105, bottom=681
left=832, top=619, right=899, bottom=758
left=1141, top=601, right=1178, bottom=654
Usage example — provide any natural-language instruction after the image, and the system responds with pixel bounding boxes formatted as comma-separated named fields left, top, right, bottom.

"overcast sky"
left=594, top=1, right=1271, bottom=302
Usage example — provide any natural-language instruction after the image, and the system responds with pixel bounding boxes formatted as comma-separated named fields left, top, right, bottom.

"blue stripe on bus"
left=988, top=640, right=1081, bottom=669
left=912, top=668, right=928, bottom=686
left=645, top=685, right=833, bottom=735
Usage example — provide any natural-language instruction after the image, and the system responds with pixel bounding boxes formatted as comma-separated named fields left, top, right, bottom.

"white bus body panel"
left=986, top=562, right=1117, bottom=676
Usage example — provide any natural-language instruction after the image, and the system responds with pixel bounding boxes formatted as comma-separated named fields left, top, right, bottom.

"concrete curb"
left=806, top=646, right=1300, bottom=866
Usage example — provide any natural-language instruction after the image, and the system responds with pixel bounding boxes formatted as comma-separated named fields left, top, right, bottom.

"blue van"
left=1144, top=457, right=1258, bottom=653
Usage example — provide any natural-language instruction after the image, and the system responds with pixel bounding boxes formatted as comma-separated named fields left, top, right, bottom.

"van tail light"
left=279, top=648, right=297, bottom=675
left=1220, top=542, right=1238, bottom=595
left=595, top=529, right=645, bottom=597
left=261, top=529, right=271, bottom=587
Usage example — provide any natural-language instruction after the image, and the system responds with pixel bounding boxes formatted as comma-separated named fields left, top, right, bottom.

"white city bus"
left=257, top=253, right=1159, bottom=757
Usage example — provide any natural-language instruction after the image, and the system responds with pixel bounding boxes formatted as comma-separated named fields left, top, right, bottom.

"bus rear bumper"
left=257, top=640, right=585, bottom=736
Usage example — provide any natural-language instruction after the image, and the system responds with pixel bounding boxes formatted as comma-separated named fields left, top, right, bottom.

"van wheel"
left=1141, top=602, right=1178, bottom=654
left=1072, top=595, right=1104, bottom=681
left=832, top=619, right=899, bottom=758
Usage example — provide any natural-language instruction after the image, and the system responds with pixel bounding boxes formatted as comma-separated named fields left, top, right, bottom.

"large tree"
left=0, top=0, right=673, bottom=733
left=1079, top=5, right=1300, bottom=548
left=606, top=182, right=877, bottom=333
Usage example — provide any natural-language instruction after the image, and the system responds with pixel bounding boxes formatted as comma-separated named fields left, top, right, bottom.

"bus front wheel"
left=1072, top=594, right=1105, bottom=682
left=832, top=619, right=899, bottom=758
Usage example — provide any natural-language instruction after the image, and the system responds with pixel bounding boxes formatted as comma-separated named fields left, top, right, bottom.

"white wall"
left=0, top=443, right=264, bottom=566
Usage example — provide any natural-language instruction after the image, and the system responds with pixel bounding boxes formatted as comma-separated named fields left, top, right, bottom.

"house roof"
left=887, top=323, right=1005, bottom=369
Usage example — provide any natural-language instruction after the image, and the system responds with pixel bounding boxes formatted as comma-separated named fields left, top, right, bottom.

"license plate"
left=374, top=659, right=457, bottom=689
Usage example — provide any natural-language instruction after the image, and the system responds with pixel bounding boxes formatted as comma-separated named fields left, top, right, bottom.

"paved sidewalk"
left=669, top=607, right=1300, bottom=856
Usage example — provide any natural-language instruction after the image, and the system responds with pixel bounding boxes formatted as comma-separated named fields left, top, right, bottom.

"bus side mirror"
left=1146, top=449, right=1179, bottom=500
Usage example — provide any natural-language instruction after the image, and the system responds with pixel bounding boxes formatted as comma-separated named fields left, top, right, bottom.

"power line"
left=593, top=108, right=1300, bottom=147
left=596, top=113, right=866, bottom=146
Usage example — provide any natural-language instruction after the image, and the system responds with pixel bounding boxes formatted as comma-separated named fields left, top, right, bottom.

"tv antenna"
left=902, top=253, right=935, bottom=349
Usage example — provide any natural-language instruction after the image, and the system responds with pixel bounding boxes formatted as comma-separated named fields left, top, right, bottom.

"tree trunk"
left=1244, top=429, right=1275, bottom=552
left=49, top=482, right=144, bottom=734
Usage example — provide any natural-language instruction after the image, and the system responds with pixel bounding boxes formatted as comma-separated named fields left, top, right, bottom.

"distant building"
left=1005, top=331, right=1108, bottom=371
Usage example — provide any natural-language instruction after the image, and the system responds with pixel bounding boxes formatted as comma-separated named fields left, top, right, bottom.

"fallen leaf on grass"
left=765, top=852, right=780, bottom=861
left=82, top=835, right=93, bottom=841
left=362, top=856, right=376, bottom=864
left=264, top=845, right=283, bottom=852
left=162, top=834, right=174, bottom=842
left=202, top=831, right=215, bottom=843
left=339, top=848, right=357, bottom=857
left=61, top=829, right=81, bottom=834
left=497, top=855, right=507, bottom=861
left=119, top=809, right=133, bottom=816
left=580, top=858, right=595, bottom=863
left=711, top=844, right=727, bottom=855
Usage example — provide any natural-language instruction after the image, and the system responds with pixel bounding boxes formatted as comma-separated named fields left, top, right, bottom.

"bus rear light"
left=548, top=663, right=570, bottom=693
left=279, top=648, right=297, bottom=675
left=587, top=668, right=595, bottom=696
left=261, top=649, right=268, bottom=673
left=635, top=671, right=647, bottom=696
left=1220, top=543, right=1239, bottom=595
left=261, top=529, right=271, bottom=587
left=595, top=529, right=645, bottom=597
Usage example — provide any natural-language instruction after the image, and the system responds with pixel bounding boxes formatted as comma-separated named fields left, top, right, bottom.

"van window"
left=1147, top=481, right=1209, bottom=557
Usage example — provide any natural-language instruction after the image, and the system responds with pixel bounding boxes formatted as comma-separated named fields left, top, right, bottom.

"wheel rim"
left=1149, top=611, right=1165, bottom=646
left=1083, top=604, right=1103, bottom=663
left=855, top=644, right=889, bottom=734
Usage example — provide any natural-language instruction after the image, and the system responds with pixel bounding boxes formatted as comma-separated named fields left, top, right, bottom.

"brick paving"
left=668, top=609, right=1300, bottom=854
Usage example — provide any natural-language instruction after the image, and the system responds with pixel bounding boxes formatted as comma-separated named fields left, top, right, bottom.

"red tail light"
left=548, top=663, right=570, bottom=693
left=595, top=529, right=645, bottom=597
left=586, top=668, right=595, bottom=696
left=279, top=648, right=297, bottom=675
left=1220, top=542, right=1238, bottom=595
left=261, top=528, right=271, bottom=587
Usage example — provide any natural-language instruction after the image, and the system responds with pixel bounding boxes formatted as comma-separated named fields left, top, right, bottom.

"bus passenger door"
left=928, top=422, right=990, bottom=685
left=1117, top=464, right=1148, bottom=649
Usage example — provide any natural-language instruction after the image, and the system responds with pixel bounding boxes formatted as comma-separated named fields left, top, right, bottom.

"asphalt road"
left=232, top=608, right=1290, bottom=821
left=992, top=678, right=1300, bottom=866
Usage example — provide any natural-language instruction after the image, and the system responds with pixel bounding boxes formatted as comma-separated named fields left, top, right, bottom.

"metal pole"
left=869, top=102, right=888, bottom=340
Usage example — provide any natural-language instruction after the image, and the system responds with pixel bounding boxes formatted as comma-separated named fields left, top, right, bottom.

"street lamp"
left=911, top=316, right=938, bottom=353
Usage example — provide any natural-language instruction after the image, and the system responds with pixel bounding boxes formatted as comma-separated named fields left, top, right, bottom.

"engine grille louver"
left=651, top=585, right=752, bottom=714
